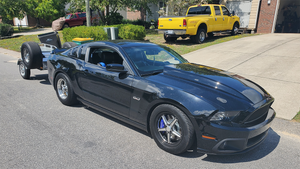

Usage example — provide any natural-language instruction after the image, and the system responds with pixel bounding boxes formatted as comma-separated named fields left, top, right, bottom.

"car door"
left=221, top=6, right=231, bottom=30
left=213, top=6, right=223, bottom=31
left=78, top=46, right=134, bottom=117
left=78, top=13, right=86, bottom=25
left=68, top=14, right=78, bottom=27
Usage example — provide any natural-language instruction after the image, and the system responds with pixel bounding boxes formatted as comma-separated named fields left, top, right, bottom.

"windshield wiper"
left=141, top=70, right=163, bottom=77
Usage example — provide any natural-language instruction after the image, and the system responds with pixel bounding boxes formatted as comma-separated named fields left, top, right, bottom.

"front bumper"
left=196, top=108, right=276, bottom=155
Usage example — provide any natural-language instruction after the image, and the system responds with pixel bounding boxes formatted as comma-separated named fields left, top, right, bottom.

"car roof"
left=66, top=12, right=86, bottom=15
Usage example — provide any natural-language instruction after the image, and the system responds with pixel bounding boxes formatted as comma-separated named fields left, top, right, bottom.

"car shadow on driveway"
left=29, top=74, right=50, bottom=85
left=85, top=107, right=151, bottom=137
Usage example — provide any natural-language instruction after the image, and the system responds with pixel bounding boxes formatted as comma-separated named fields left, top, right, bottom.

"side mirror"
left=232, top=11, right=235, bottom=16
left=106, top=64, right=127, bottom=73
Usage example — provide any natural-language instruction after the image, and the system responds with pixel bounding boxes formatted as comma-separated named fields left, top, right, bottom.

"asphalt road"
left=1, top=53, right=300, bottom=168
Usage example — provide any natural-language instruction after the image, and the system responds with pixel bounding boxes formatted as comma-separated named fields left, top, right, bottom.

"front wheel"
left=55, top=73, right=77, bottom=106
left=231, top=22, right=239, bottom=35
left=19, top=61, right=30, bottom=79
left=193, top=29, right=206, bottom=44
left=150, top=104, right=195, bottom=154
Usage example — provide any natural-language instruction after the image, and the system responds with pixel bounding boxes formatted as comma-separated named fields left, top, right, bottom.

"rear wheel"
left=19, top=61, right=30, bottom=79
left=55, top=73, right=77, bottom=106
left=150, top=104, right=194, bottom=154
left=63, top=23, right=69, bottom=29
left=21, top=42, right=42, bottom=69
left=164, top=33, right=177, bottom=42
left=193, top=28, right=206, bottom=44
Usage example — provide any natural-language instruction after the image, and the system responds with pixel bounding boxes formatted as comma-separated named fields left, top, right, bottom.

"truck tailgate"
left=158, top=17, right=186, bottom=30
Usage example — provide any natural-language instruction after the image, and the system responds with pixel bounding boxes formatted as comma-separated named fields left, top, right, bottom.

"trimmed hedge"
left=0, top=23, right=14, bottom=37
left=62, top=24, right=146, bottom=42
left=62, top=26, right=108, bottom=42
left=119, top=25, right=146, bottom=40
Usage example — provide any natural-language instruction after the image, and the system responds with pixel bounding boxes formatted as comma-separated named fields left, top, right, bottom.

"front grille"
left=243, top=101, right=272, bottom=126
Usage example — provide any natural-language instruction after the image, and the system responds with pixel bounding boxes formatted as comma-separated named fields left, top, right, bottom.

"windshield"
left=65, top=14, right=71, bottom=19
left=123, top=46, right=188, bottom=76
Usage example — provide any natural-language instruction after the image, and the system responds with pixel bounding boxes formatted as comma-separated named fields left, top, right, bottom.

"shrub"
left=106, top=12, right=123, bottom=25
left=62, top=26, right=108, bottom=42
left=0, top=23, right=14, bottom=37
left=119, top=25, right=146, bottom=40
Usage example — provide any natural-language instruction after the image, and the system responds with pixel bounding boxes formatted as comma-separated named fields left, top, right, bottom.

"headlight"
left=210, top=111, right=240, bottom=122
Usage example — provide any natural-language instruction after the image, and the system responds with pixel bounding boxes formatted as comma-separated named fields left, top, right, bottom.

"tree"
left=0, top=0, right=68, bottom=25
left=68, top=0, right=161, bottom=25
left=159, top=0, right=220, bottom=16
left=25, top=0, right=69, bottom=23
left=0, top=0, right=26, bottom=23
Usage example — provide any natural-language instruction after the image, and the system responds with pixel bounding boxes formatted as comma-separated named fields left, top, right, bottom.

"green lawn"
left=293, top=111, right=300, bottom=122
left=13, top=27, right=37, bottom=34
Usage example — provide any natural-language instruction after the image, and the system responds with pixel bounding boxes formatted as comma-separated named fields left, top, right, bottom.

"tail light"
left=183, top=19, right=187, bottom=27
left=158, top=20, right=159, bottom=26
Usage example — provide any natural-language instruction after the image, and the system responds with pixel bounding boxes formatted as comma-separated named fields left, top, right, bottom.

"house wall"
left=256, top=0, right=278, bottom=33
left=27, top=15, right=51, bottom=27
left=146, top=3, right=160, bottom=22
left=126, top=8, right=143, bottom=20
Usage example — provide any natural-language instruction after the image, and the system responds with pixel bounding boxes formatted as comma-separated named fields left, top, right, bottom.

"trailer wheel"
left=21, top=42, right=43, bottom=69
left=19, top=61, right=30, bottom=79
left=62, top=42, right=78, bottom=48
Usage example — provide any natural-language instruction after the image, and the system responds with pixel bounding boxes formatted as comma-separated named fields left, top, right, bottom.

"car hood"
left=159, top=63, right=269, bottom=104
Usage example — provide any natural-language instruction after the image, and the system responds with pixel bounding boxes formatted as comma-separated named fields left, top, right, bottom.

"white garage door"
left=226, top=0, right=253, bottom=28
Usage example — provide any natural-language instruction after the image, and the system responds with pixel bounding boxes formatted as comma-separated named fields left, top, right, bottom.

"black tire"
left=63, top=23, right=69, bottom=29
left=193, top=28, right=206, bottom=44
left=231, top=22, right=239, bottom=35
left=164, top=33, right=177, bottom=42
left=21, top=42, right=43, bottom=69
left=150, top=104, right=194, bottom=154
left=19, top=61, right=30, bottom=79
left=62, top=42, right=78, bottom=48
left=55, top=73, right=77, bottom=106
left=207, top=32, right=214, bottom=38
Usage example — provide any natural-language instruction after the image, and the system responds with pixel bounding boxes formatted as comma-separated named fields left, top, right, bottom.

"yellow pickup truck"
left=158, top=4, right=240, bottom=44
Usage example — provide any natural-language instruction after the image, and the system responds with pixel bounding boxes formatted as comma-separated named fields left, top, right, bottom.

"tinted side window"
left=78, top=13, right=86, bottom=18
left=221, top=6, right=229, bottom=16
left=214, top=6, right=221, bottom=15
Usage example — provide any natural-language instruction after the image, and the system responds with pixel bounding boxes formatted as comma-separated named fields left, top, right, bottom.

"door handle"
left=223, top=17, right=225, bottom=21
left=215, top=18, right=217, bottom=21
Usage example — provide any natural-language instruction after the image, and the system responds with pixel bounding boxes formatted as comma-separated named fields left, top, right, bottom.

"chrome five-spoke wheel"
left=57, top=78, right=68, bottom=100
left=158, top=114, right=182, bottom=144
left=150, top=104, right=194, bottom=154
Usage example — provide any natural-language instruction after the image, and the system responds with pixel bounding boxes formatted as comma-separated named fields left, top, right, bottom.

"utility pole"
left=85, top=0, right=91, bottom=27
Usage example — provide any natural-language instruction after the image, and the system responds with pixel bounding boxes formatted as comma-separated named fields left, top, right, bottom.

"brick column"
left=257, top=0, right=278, bottom=33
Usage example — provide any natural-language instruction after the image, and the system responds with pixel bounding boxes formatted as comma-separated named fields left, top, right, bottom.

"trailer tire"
left=21, top=42, right=43, bottom=69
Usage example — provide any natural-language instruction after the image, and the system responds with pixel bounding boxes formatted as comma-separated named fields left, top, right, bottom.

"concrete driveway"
left=184, top=33, right=300, bottom=120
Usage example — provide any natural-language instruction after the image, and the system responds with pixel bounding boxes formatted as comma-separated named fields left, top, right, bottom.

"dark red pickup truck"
left=63, top=12, right=86, bottom=28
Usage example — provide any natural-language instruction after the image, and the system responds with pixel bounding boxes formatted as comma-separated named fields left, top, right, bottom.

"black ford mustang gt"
left=47, top=41, right=275, bottom=155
